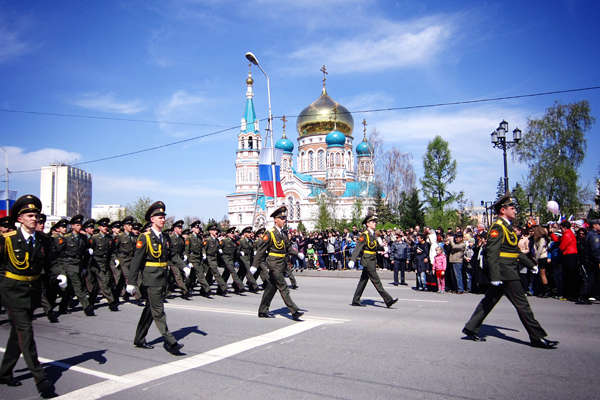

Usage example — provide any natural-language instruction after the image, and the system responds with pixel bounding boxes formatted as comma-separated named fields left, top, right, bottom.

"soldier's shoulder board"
left=4, top=231, right=17, bottom=238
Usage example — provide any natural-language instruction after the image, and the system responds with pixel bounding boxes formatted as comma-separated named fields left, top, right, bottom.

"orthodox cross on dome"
left=362, top=119, right=367, bottom=138
left=320, top=65, right=328, bottom=88
left=281, top=115, right=287, bottom=137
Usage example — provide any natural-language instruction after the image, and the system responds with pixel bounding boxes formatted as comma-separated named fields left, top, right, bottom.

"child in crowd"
left=433, top=245, right=447, bottom=293
left=306, top=244, right=318, bottom=269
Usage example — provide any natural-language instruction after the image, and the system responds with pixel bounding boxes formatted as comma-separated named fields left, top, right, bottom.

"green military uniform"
left=58, top=215, right=94, bottom=316
left=252, top=206, right=303, bottom=319
left=128, top=201, right=185, bottom=354
left=237, top=227, right=259, bottom=292
left=204, top=226, right=229, bottom=295
left=252, top=228, right=270, bottom=287
left=350, top=220, right=395, bottom=307
left=464, top=216, right=547, bottom=341
left=112, top=218, right=137, bottom=300
left=0, top=195, right=54, bottom=393
left=89, top=218, right=118, bottom=311
left=184, top=222, right=211, bottom=296
left=220, top=228, right=245, bottom=293
left=46, top=219, right=69, bottom=315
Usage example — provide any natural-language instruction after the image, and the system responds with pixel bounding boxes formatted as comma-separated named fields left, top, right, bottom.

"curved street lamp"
left=490, top=120, right=522, bottom=193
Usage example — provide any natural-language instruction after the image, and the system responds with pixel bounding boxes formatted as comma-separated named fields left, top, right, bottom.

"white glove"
left=183, top=255, right=188, bottom=262
left=126, top=285, right=136, bottom=295
left=491, top=281, right=502, bottom=286
left=187, top=263, right=193, bottom=268
left=202, top=254, right=207, bottom=260
left=114, top=260, right=120, bottom=267
left=254, top=251, right=257, bottom=255
left=297, top=253, right=305, bottom=260
left=532, top=266, right=539, bottom=274
left=57, top=274, right=68, bottom=289
left=348, top=261, right=355, bottom=269
left=183, top=267, right=191, bottom=278
left=218, top=249, right=223, bottom=254
left=250, top=266, right=257, bottom=274
left=88, top=248, right=94, bottom=255
left=240, top=251, right=245, bottom=257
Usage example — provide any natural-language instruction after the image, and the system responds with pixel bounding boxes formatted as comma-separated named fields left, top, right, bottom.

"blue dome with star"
left=275, top=136, right=294, bottom=153
left=356, top=140, right=373, bottom=156
left=325, top=130, right=346, bottom=147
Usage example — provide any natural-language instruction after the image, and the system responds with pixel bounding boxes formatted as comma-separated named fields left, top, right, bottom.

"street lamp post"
left=528, top=193, right=533, bottom=217
left=245, top=52, right=278, bottom=208
left=490, top=120, right=522, bottom=193
left=0, top=145, right=9, bottom=215
left=481, top=200, right=494, bottom=227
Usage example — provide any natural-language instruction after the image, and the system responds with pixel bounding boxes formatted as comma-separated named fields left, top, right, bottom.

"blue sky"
left=1, top=0, right=599, bottom=221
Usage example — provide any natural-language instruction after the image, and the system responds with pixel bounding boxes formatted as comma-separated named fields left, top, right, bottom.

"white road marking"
left=396, top=298, right=448, bottom=303
left=56, top=319, right=330, bottom=399
left=0, top=348, right=132, bottom=383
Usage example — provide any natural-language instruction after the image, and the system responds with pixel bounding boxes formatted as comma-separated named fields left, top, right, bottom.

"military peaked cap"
left=110, top=221, right=122, bottom=229
left=122, top=216, right=134, bottom=225
left=242, top=226, right=253, bottom=234
left=270, top=206, right=287, bottom=219
left=190, top=220, right=202, bottom=228
left=11, top=194, right=41, bottom=220
left=0, top=216, right=13, bottom=228
left=255, top=227, right=266, bottom=236
left=493, top=191, right=515, bottom=213
left=97, top=218, right=110, bottom=227
left=226, top=227, right=236, bottom=234
left=54, top=219, right=69, bottom=229
left=69, top=214, right=84, bottom=225
left=145, top=201, right=166, bottom=221
left=207, top=223, right=218, bottom=231
left=82, top=219, right=96, bottom=229
left=172, top=220, right=184, bottom=229
left=38, top=214, right=47, bottom=224
left=362, top=213, right=378, bottom=225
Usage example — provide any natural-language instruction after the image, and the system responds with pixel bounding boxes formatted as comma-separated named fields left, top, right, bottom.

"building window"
left=248, top=136, right=253, bottom=149
left=238, top=213, right=242, bottom=224
left=300, top=152, right=306, bottom=171
left=335, top=153, right=340, bottom=166
left=288, top=197, right=294, bottom=220
left=309, top=151, right=314, bottom=171
left=296, top=201, right=301, bottom=220
left=318, top=150, right=325, bottom=170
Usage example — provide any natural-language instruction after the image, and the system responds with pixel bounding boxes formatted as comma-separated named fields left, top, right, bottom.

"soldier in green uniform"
left=168, top=220, right=192, bottom=299
left=220, top=227, right=246, bottom=293
left=204, top=224, right=229, bottom=296
left=81, top=219, right=97, bottom=297
left=47, top=219, right=69, bottom=316
left=348, top=214, right=398, bottom=308
left=462, top=192, right=559, bottom=349
left=58, top=214, right=95, bottom=316
left=0, top=195, right=54, bottom=393
left=252, top=227, right=270, bottom=288
left=126, top=201, right=188, bottom=355
left=89, top=218, right=119, bottom=312
left=237, top=226, right=260, bottom=292
left=252, top=206, right=304, bottom=320
left=185, top=221, right=212, bottom=296
left=112, top=216, right=138, bottom=303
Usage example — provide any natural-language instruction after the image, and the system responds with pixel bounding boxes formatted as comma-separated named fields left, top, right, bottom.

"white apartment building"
left=40, top=163, right=92, bottom=218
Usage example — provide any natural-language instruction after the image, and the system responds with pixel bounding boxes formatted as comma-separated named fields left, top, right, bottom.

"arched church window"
left=309, top=151, right=314, bottom=171
left=296, top=201, right=301, bottom=220
left=288, top=197, right=294, bottom=220
left=318, top=150, right=325, bottom=170
left=238, top=213, right=242, bottom=224
left=240, top=139, right=244, bottom=149
left=335, top=153, right=340, bottom=166
left=248, top=136, right=253, bottom=149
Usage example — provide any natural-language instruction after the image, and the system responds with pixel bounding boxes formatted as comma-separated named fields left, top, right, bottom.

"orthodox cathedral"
left=226, top=67, right=377, bottom=231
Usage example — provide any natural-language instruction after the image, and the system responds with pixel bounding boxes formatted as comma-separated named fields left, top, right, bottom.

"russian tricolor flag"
left=259, top=147, right=285, bottom=198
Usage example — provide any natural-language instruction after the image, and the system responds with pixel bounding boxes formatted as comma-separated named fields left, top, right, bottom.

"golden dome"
left=246, top=72, right=254, bottom=85
left=296, top=88, right=354, bottom=138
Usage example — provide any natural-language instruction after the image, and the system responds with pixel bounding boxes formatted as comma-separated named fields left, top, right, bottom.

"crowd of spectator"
left=282, top=218, right=600, bottom=304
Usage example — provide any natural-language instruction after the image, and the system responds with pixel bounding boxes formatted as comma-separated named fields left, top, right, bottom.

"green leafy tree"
left=350, top=198, right=364, bottom=228
left=397, top=189, right=425, bottom=229
left=297, top=221, right=307, bottom=233
left=511, top=182, right=530, bottom=225
left=313, top=195, right=332, bottom=232
left=495, top=177, right=505, bottom=199
left=373, top=185, right=397, bottom=225
left=124, top=196, right=154, bottom=225
left=420, top=136, right=458, bottom=211
left=513, top=100, right=595, bottom=220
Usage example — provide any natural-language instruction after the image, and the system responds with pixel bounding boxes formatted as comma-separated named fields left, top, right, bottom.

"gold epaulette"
left=3, top=231, right=17, bottom=238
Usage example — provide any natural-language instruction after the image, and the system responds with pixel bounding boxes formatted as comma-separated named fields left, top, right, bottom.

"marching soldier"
left=0, top=195, right=55, bottom=393
left=348, top=214, right=398, bottom=308
left=252, top=227, right=270, bottom=288
left=89, top=218, right=119, bottom=312
left=47, top=219, right=69, bottom=316
left=220, top=227, right=245, bottom=293
left=34, top=214, right=54, bottom=321
left=462, top=192, right=559, bottom=348
left=238, top=226, right=260, bottom=292
left=58, top=215, right=95, bottom=316
left=126, top=201, right=189, bottom=355
left=168, top=220, right=191, bottom=300
left=185, top=221, right=212, bottom=296
left=204, top=224, right=229, bottom=296
left=81, top=219, right=97, bottom=296
left=252, top=206, right=304, bottom=320
left=112, top=216, right=137, bottom=303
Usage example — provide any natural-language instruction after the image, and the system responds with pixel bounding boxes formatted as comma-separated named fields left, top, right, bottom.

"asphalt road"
left=1, top=272, right=598, bottom=400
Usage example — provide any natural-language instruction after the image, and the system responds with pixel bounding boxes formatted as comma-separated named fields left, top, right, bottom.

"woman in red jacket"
left=550, top=221, right=578, bottom=300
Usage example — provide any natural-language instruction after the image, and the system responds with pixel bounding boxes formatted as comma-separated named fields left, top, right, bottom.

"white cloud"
left=2, top=147, right=82, bottom=178
left=288, top=16, right=454, bottom=74
left=70, top=93, right=145, bottom=114
left=0, top=12, right=35, bottom=63
left=155, top=90, right=215, bottom=137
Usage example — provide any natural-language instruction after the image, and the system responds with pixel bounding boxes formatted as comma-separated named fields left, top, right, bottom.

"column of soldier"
left=0, top=193, right=560, bottom=395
